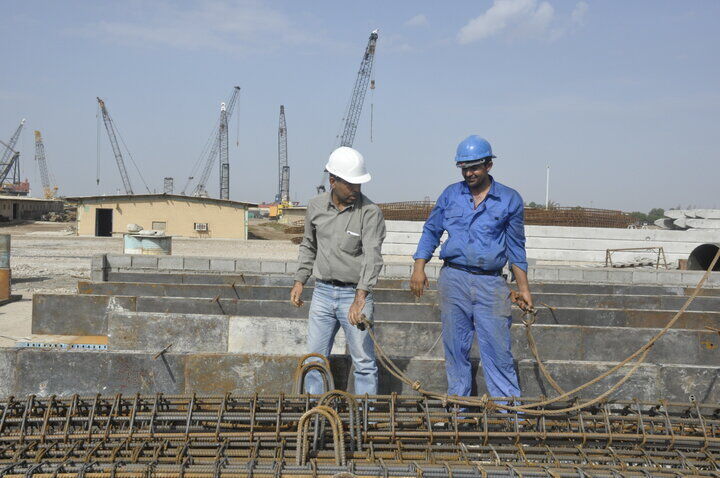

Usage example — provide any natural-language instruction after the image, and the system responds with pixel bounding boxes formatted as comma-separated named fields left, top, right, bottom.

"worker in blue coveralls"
left=410, top=135, right=533, bottom=399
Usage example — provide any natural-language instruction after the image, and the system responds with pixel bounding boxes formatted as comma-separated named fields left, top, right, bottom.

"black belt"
left=318, top=279, right=357, bottom=288
left=443, top=261, right=502, bottom=276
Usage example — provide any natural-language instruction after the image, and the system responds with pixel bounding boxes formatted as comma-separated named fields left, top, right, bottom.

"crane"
left=33, top=131, right=58, bottom=199
left=186, top=86, right=241, bottom=197
left=0, top=119, right=25, bottom=188
left=317, top=30, right=379, bottom=194
left=218, top=102, right=230, bottom=200
left=97, top=97, right=134, bottom=195
left=277, top=105, right=290, bottom=205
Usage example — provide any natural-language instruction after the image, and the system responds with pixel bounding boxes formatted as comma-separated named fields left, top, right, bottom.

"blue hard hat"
left=454, top=135, right=496, bottom=166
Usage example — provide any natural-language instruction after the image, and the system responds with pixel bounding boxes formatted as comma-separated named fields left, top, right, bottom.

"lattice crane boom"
left=317, top=30, right=378, bottom=194
left=97, top=98, right=134, bottom=195
left=0, top=119, right=25, bottom=186
left=33, top=131, right=57, bottom=199
left=191, top=86, right=241, bottom=197
left=218, top=103, right=229, bottom=200
left=339, top=29, right=378, bottom=147
left=277, top=105, right=290, bottom=204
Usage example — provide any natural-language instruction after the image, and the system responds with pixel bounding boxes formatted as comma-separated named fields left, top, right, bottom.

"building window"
left=152, top=221, right=167, bottom=231
left=194, top=223, right=209, bottom=232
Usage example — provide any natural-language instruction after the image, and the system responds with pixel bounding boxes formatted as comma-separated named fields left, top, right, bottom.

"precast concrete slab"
left=32, top=293, right=720, bottom=336
left=78, top=281, right=438, bottom=304
left=106, top=271, right=429, bottom=290
left=1, top=347, right=716, bottom=401
left=77, top=281, right=720, bottom=311
left=105, top=312, right=720, bottom=367
left=32, top=294, right=137, bottom=335
left=108, top=311, right=229, bottom=353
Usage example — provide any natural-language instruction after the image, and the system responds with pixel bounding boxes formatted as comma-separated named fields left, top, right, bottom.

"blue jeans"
left=305, top=281, right=378, bottom=395
left=438, top=266, right=521, bottom=398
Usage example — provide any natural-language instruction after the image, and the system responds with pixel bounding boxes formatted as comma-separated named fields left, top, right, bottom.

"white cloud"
left=71, top=0, right=320, bottom=53
left=404, top=14, right=428, bottom=28
left=571, top=1, right=589, bottom=27
left=457, top=0, right=587, bottom=44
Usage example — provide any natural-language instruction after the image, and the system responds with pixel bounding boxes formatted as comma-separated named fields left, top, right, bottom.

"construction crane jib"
left=0, top=119, right=25, bottom=187
left=339, top=29, right=378, bottom=147
left=33, top=131, right=58, bottom=199
left=277, top=105, right=290, bottom=205
left=97, top=98, right=134, bottom=195
left=218, top=102, right=230, bottom=200
left=317, top=30, right=378, bottom=194
left=191, top=86, right=241, bottom=197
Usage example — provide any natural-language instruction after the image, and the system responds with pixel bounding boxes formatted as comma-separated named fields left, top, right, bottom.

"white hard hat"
left=325, top=147, right=371, bottom=184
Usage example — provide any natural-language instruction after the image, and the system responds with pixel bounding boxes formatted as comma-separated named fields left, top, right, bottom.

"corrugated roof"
left=65, top=194, right=257, bottom=207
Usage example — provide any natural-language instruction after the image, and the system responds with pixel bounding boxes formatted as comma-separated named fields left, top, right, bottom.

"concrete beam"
left=0, top=348, right=716, bottom=401
left=105, top=313, right=720, bottom=367
left=33, top=292, right=720, bottom=336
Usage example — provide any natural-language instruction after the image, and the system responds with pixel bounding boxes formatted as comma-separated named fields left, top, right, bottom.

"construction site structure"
left=0, top=119, right=29, bottom=196
left=218, top=103, right=230, bottom=200
left=187, top=86, right=241, bottom=197
left=96, top=98, right=135, bottom=195
left=277, top=105, right=290, bottom=207
left=163, top=177, right=174, bottom=194
left=33, top=131, right=58, bottom=199
left=317, top=30, right=378, bottom=194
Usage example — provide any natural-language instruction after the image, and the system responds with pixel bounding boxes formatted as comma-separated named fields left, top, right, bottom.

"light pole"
left=545, top=165, right=550, bottom=209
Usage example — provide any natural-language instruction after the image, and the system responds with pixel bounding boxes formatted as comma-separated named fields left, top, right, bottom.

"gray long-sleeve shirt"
left=294, top=192, right=386, bottom=291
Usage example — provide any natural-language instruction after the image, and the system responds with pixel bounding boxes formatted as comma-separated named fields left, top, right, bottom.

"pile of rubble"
left=40, top=209, right=76, bottom=222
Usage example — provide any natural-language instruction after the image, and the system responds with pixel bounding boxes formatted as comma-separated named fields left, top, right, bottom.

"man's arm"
left=291, top=206, right=317, bottom=307
left=506, top=193, right=533, bottom=309
left=410, top=193, right=447, bottom=297
left=349, top=207, right=386, bottom=324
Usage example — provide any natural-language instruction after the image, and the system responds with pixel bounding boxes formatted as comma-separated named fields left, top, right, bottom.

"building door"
left=95, top=209, right=113, bottom=237
left=11, top=203, right=18, bottom=221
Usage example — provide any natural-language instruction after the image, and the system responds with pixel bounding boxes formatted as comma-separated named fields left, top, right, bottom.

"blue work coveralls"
left=413, top=177, right=528, bottom=398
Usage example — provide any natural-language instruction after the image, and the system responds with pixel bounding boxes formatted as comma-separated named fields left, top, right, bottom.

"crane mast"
left=277, top=105, right=290, bottom=204
left=97, top=98, right=134, bottom=195
left=218, top=103, right=230, bottom=200
left=190, top=86, right=241, bottom=197
left=0, top=119, right=25, bottom=187
left=339, top=29, right=378, bottom=147
left=34, top=131, right=57, bottom=199
left=317, top=30, right=378, bottom=193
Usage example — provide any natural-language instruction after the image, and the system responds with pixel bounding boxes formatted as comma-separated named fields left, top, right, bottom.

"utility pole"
left=218, top=103, right=229, bottom=200
left=545, top=165, right=550, bottom=209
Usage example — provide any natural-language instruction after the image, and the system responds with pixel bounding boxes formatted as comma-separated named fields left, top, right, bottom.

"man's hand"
left=510, top=290, right=534, bottom=311
left=410, top=259, right=430, bottom=298
left=348, top=290, right=367, bottom=326
left=290, top=281, right=304, bottom=307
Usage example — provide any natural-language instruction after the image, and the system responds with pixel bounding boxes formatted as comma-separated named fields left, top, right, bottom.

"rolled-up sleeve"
left=413, top=191, right=447, bottom=261
left=506, top=193, right=528, bottom=272
left=293, top=206, right=317, bottom=284
left=357, top=206, right=386, bottom=291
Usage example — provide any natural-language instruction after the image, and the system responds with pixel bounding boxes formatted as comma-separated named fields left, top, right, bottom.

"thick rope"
left=364, top=248, right=720, bottom=415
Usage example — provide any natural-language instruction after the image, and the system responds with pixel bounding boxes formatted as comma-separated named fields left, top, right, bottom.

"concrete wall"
left=76, top=197, right=248, bottom=239
left=0, top=196, right=63, bottom=221
left=382, top=221, right=719, bottom=265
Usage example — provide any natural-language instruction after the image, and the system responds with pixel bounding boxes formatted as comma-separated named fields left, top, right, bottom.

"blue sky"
left=1, top=0, right=718, bottom=211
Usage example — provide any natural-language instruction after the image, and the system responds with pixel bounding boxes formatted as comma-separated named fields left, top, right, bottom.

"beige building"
left=68, top=194, right=257, bottom=239
left=0, top=196, right=63, bottom=221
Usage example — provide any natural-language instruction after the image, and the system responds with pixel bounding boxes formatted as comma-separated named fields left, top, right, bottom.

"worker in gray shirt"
left=291, top=146, right=386, bottom=395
